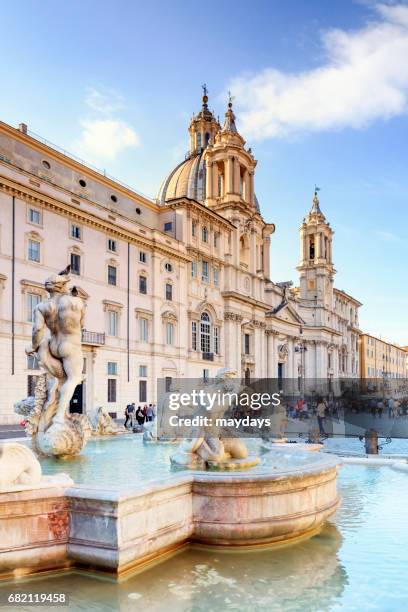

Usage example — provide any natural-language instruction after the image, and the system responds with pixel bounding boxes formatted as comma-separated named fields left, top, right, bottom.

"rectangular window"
left=28, top=239, right=40, bottom=262
left=192, top=221, right=197, bottom=237
left=244, top=333, right=250, bottom=355
left=166, top=322, right=174, bottom=345
left=214, top=327, right=219, bottom=354
left=139, top=275, right=147, bottom=294
left=108, top=310, right=118, bottom=336
left=165, top=283, right=173, bottom=301
left=191, top=260, right=197, bottom=278
left=213, top=267, right=219, bottom=287
left=192, top=321, right=197, bottom=351
left=27, top=354, right=40, bottom=370
left=27, top=292, right=40, bottom=322
left=165, top=376, right=172, bottom=392
left=139, top=318, right=148, bottom=342
left=139, top=251, right=147, bottom=263
left=29, top=208, right=41, bottom=225
left=164, top=222, right=173, bottom=232
left=108, top=379, right=117, bottom=403
left=107, top=238, right=117, bottom=252
left=108, top=265, right=117, bottom=286
left=214, top=232, right=219, bottom=248
left=71, top=224, right=82, bottom=240
left=201, top=260, right=209, bottom=283
left=70, top=253, right=81, bottom=275
left=139, top=365, right=147, bottom=377
left=107, top=362, right=117, bottom=376
left=139, top=380, right=147, bottom=403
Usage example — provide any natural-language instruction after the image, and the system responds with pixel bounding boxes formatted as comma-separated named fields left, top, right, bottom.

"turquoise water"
left=38, top=433, right=408, bottom=489
left=1, top=464, right=408, bottom=611
left=39, top=435, right=334, bottom=488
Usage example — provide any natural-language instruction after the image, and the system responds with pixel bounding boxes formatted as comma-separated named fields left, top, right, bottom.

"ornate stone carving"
left=170, top=368, right=259, bottom=470
left=88, top=406, right=126, bottom=436
left=224, top=311, right=243, bottom=322
left=0, top=443, right=42, bottom=489
left=277, top=343, right=289, bottom=361
left=251, top=319, right=267, bottom=328
left=15, top=266, right=91, bottom=458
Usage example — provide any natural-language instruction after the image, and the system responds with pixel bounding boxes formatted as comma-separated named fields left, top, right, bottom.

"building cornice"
left=166, top=197, right=235, bottom=229
left=221, top=290, right=271, bottom=311
left=0, top=176, right=192, bottom=264
left=0, top=120, right=156, bottom=210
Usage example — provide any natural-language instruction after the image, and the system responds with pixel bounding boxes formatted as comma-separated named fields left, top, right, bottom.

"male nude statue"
left=25, top=265, right=85, bottom=427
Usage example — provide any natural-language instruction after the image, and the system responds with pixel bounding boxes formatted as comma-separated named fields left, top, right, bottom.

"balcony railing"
left=81, top=329, right=105, bottom=346
left=202, top=352, right=214, bottom=361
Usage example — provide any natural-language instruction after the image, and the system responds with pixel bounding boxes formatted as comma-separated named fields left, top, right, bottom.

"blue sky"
left=1, top=0, right=407, bottom=343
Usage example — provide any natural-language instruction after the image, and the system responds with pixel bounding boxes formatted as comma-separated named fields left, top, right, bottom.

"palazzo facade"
left=0, top=93, right=361, bottom=423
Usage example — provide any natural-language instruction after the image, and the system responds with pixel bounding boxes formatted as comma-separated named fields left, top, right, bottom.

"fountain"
left=0, top=285, right=341, bottom=579
left=14, top=266, right=90, bottom=458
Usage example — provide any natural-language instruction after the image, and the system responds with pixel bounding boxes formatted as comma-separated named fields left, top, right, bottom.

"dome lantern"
left=188, top=85, right=220, bottom=155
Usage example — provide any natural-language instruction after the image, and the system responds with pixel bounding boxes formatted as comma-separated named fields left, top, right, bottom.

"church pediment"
left=267, top=301, right=304, bottom=325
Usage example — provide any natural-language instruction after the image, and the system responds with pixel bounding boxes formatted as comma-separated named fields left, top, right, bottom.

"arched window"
left=200, top=312, right=211, bottom=354
left=309, top=236, right=315, bottom=260
left=205, top=132, right=210, bottom=146
left=197, top=132, right=202, bottom=151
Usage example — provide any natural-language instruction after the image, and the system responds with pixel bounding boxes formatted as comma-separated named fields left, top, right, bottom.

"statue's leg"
left=37, top=341, right=65, bottom=431
left=54, top=353, right=83, bottom=424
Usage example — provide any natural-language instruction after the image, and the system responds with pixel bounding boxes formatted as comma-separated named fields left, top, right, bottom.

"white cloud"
left=85, top=87, right=124, bottom=114
left=228, top=3, right=408, bottom=140
left=74, top=119, right=140, bottom=162
left=72, top=86, right=141, bottom=163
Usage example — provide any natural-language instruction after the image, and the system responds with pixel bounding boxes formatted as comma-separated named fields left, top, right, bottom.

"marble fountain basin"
left=0, top=443, right=341, bottom=578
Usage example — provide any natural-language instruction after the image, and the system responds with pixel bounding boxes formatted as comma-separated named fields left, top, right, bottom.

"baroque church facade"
left=0, top=92, right=361, bottom=423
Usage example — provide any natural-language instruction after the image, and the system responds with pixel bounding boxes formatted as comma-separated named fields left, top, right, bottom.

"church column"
left=225, top=316, right=235, bottom=371
left=263, top=236, right=271, bottom=279
left=266, top=330, right=276, bottom=378
left=249, top=171, right=255, bottom=205
left=226, top=157, right=234, bottom=194
left=212, top=163, right=218, bottom=197
left=206, top=160, right=213, bottom=200
left=244, top=170, right=250, bottom=203
left=315, top=233, right=319, bottom=259
left=234, top=158, right=240, bottom=193
left=260, top=325, right=267, bottom=378
left=237, top=318, right=243, bottom=376
left=250, top=228, right=257, bottom=275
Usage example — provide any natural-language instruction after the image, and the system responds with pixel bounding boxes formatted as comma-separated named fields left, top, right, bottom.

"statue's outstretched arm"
left=29, top=306, right=45, bottom=353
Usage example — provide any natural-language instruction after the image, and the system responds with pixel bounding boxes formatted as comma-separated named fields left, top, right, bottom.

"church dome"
left=156, top=89, right=261, bottom=213
left=157, top=152, right=206, bottom=205
left=157, top=151, right=261, bottom=213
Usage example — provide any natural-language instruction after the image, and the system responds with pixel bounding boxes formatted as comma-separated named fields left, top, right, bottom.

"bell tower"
left=298, top=189, right=335, bottom=313
left=204, top=96, right=257, bottom=210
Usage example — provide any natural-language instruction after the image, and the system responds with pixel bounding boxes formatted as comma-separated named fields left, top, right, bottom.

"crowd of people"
left=124, top=403, right=156, bottom=429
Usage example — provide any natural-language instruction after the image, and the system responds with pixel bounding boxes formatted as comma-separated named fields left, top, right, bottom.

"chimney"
left=18, top=123, right=28, bottom=134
